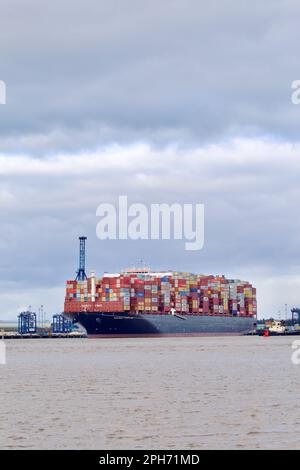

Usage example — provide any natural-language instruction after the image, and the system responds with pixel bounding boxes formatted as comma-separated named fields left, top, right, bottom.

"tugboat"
left=256, top=309, right=300, bottom=336
left=268, top=320, right=287, bottom=335
left=258, top=320, right=286, bottom=336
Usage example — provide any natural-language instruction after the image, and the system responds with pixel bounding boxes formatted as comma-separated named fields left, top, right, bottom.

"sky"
left=0, top=0, right=300, bottom=319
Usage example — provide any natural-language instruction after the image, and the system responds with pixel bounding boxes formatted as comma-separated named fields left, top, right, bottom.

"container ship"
left=64, top=237, right=257, bottom=336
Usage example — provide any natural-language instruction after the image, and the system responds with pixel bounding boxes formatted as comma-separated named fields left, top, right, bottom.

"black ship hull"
left=65, top=311, right=256, bottom=337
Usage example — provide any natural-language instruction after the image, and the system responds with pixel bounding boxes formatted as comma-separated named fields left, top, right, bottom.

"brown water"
left=0, top=336, right=299, bottom=449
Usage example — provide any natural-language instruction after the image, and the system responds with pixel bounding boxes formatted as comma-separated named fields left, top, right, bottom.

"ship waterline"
left=65, top=312, right=255, bottom=336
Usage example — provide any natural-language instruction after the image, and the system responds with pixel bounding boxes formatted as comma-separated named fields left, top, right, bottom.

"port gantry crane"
left=291, top=308, right=300, bottom=325
left=76, top=236, right=87, bottom=281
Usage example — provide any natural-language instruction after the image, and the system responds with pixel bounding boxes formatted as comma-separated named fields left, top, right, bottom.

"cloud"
left=0, top=1, right=300, bottom=319
left=0, top=189, right=14, bottom=206
left=0, top=0, right=300, bottom=154
left=0, top=138, right=299, bottom=318
left=0, top=283, right=64, bottom=320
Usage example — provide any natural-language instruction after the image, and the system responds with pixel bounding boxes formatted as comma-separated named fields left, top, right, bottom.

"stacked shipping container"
left=64, top=272, right=257, bottom=317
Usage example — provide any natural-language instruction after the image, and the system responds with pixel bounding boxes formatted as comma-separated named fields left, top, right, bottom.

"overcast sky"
left=1, top=0, right=300, bottom=319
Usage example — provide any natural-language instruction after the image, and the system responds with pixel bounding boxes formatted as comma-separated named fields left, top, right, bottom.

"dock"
left=0, top=331, right=87, bottom=339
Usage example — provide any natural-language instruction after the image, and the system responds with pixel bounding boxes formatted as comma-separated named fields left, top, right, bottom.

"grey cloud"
left=0, top=0, right=300, bottom=153
left=0, top=140, right=299, bottom=318
left=0, top=1, right=300, bottom=319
